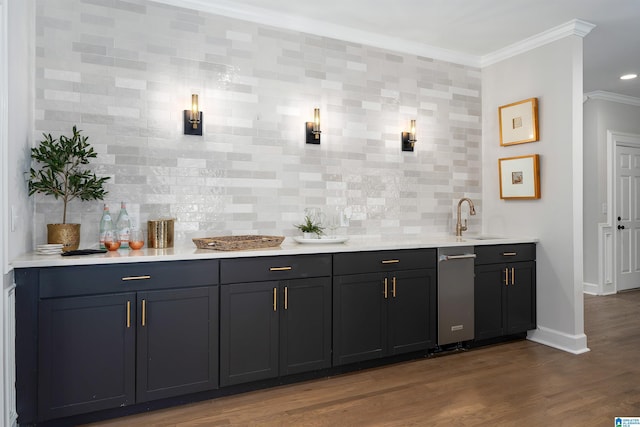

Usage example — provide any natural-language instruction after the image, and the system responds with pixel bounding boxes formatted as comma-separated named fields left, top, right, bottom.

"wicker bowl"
left=192, top=235, right=285, bottom=251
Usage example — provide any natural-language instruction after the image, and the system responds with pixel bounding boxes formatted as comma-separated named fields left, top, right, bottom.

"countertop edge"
left=10, top=236, right=539, bottom=269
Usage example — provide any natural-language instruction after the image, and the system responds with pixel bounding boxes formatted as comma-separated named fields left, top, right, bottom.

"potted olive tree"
left=28, top=126, right=110, bottom=251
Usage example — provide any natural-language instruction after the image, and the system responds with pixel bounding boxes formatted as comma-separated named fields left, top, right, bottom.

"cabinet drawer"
left=39, top=260, right=219, bottom=298
left=333, top=249, right=436, bottom=276
left=474, top=244, right=535, bottom=265
left=220, top=254, right=331, bottom=284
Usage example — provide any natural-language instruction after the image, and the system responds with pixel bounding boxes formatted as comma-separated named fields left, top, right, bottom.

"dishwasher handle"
left=439, top=253, right=477, bottom=262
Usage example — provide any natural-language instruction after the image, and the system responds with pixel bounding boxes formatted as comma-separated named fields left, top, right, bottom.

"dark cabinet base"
left=15, top=261, right=220, bottom=426
left=16, top=246, right=534, bottom=426
left=38, top=293, right=136, bottom=421
left=474, top=244, right=536, bottom=342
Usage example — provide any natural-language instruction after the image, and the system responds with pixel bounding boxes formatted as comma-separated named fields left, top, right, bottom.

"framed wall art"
left=498, top=98, right=539, bottom=146
left=498, top=154, right=540, bottom=199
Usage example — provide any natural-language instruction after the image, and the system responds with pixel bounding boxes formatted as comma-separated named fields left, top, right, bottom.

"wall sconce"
left=401, top=119, right=416, bottom=151
left=183, top=94, right=203, bottom=136
left=305, top=108, right=321, bottom=144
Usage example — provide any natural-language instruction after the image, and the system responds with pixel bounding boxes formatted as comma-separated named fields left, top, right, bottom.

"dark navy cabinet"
left=38, top=293, right=136, bottom=420
left=474, top=244, right=536, bottom=341
left=14, top=242, right=536, bottom=426
left=219, top=255, right=332, bottom=386
left=136, top=286, right=218, bottom=402
left=16, top=259, right=219, bottom=424
left=332, top=249, right=437, bottom=366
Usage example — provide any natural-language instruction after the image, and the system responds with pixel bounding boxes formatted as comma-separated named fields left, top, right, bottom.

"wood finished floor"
left=85, top=292, right=640, bottom=426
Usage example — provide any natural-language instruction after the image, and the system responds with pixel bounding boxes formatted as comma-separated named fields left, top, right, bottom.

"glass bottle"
left=99, top=204, right=113, bottom=249
left=116, top=202, right=131, bottom=249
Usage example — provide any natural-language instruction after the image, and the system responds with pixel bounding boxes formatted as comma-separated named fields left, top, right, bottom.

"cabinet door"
left=220, top=281, right=279, bottom=386
left=38, top=293, right=135, bottom=421
left=474, top=265, right=505, bottom=340
left=333, top=272, right=386, bottom=366
left=280, top=277, right=331, bottom=376
left=136, top=286, right=218, bottom=402
left=506, top=261, right=536, bottom=335
left=388, top=269, right=436, bottom=354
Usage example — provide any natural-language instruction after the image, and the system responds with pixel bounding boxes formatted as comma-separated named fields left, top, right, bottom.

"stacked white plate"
left=36, top=244, right=64, bottom=255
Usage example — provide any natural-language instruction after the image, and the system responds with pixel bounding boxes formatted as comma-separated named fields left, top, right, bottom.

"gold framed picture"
left=498, top=154, right=540, bottom=199
left=498, top=98, right=539, bottom=146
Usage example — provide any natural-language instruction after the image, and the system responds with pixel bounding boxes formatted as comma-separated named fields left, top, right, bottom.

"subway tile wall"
left=33, top=0, right=482, bottom=246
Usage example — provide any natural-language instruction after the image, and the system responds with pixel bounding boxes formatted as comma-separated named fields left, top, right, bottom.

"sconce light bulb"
left=190, top=94, right=200, bottom=128
left=410, top=119, right=416, bottom=142
left=313, top=108, right=320, bottom=134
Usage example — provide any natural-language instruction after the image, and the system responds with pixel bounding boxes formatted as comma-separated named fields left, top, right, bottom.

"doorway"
left=614, top=137, right=640, bottom=291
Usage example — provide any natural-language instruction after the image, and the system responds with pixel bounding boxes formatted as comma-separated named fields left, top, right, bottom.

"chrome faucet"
left=456, top=198, right=476, bottom=237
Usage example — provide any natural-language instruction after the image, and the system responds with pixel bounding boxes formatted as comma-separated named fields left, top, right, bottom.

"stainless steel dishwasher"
left=437, top=246, right=476, bottom=346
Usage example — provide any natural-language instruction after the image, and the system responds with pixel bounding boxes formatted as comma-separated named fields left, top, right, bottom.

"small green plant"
left=28, top=126, right=110, bottom=224
left=295, top=215, right=324, bottom=236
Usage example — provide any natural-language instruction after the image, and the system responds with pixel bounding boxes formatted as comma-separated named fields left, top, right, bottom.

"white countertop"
left=10, top=235, right=538, bottom=269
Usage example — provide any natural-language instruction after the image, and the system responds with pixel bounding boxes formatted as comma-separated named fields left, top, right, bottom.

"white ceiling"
left=164, top=0, right=640, bottom=99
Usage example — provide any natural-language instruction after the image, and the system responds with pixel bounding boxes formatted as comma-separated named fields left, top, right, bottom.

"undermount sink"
left=465, top=235, right=501, bottom=240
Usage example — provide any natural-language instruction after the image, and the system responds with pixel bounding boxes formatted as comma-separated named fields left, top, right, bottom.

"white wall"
left=7, top=0, right=32, bottom=262
left=583, top=98, right=599, bottom=289
left=583, top=98, right=640, bottom=291
left=2, top=0, right=33, bottom=424
left=482, top=36, right=589, bottom=354
left=0, top=1, right=6, bottom=423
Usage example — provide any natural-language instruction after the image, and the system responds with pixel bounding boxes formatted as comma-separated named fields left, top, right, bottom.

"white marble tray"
left=293, top=236, right=349, bottom=244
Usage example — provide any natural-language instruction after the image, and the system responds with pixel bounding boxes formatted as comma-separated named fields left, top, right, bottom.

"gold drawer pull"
left=504, top=268, right=509, bottom=286
left=392, top=277, right=397, bottom=298
left=384, top=278, right=388, bottom=299
left=269, top=267, right=292, bottom=271
left=122, top=275, right=151, bottom=281
left=273, top=288, right=277, bottom=311
left=502, top=252, right=517, bottom=257
left=381, top=259, right=400, bottom=264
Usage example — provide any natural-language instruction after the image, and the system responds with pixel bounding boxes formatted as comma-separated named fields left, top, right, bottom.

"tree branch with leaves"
left=28, top=126, right=110, bottom=224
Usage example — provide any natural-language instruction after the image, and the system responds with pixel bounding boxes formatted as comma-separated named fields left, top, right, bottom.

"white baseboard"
left=583, top=281, right=599, bottom=295
left=583, top=281, right=616, bottom=296
left=527, top=326, right=590, bottom=354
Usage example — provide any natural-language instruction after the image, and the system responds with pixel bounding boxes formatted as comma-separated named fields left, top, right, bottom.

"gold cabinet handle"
left=141, top=299, right=146, bottom=326
left=511, top=267, right=515, bottom=285
left=502, top=252, right=517, bottom=257
left=381, top=259, right=400, bottom=264
left=273, top=287, right=277, bottom=311
left=392, top=277, right=397, bottom=298
left=284, top=286, right=288, bottom=310
left=270, top=267, right=292, bottom=271
left=122, top=275, right=151, bottom=281
left=126, top=301, right=131, bottom=328
left=383, top=278, right=388, bottom=299
left=504, top=268, right=509, bottom=286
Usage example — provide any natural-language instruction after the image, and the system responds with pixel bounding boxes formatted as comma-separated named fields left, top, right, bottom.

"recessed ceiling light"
left=620, top=74, right=638, bottom=80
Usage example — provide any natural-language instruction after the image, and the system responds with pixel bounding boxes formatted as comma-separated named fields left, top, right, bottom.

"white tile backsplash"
left=33, top=0, right=482, bottom=247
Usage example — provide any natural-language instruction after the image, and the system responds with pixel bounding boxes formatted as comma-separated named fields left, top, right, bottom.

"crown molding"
left=150, top=0, right=483, bottom=66
left=584, top=91, right=640, bottom=107
left=151, top=1, right=594, bottom=70
left=481, top=19, right=596, bottom=67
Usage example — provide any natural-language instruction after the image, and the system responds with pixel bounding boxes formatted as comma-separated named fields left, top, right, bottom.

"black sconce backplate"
left=401, top=132, right=415, bottom=152
left=306, top=122, right=321, bottom=144
left=184, top=111, right=203, bottom=136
